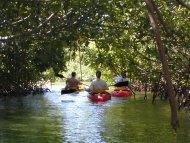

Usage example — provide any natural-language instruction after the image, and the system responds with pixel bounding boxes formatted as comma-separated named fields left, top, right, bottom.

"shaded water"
left=0, top=85, right=190, bottom=143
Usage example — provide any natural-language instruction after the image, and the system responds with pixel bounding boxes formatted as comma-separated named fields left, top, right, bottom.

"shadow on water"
left=0, top=84, right=190, bottom=143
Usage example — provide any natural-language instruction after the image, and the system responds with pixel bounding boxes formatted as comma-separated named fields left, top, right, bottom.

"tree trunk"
left=144, top=0, right=179, bottom=130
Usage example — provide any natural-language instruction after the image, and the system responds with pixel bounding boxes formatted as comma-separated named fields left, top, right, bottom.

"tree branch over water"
left=144, top=0, right=179, bottom=131
left=0, top=13, right=56, bottom=42
left=0, top=9, right=73, bottom=42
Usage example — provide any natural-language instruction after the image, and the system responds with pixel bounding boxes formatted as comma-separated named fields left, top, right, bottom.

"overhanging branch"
left=0, top=13, right=56, bottom=42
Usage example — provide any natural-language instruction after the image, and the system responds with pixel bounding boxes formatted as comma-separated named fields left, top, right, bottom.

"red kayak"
left=88, top=92, right=111, bottom=102
left=111, top=87, right=132, bottom=97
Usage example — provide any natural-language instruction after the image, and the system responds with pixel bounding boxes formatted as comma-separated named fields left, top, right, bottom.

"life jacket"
left=114, top=86, right=130, bottom=91
left=69, top=86, right=78, bottom=90
left=91, top=89, right=106, bottom=94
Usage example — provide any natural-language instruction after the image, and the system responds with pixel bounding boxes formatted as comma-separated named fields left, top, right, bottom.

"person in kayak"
left=65, top=72, right=81, bottom=90
left=86, top=70, right=109, bottom=92
left=113, top=71, right=129, bottom=87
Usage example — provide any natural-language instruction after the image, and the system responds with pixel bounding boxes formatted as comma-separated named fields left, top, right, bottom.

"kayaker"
left=86, top=70, right=109, bottom=92
left=113, top=71, right=128, bottom=83
left=113, top=71, right=129, bottom=87
left=65, top=72, right=81, bottom=90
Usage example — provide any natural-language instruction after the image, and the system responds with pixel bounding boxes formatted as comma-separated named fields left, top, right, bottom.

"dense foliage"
left=0, top=0, right=189, bottom=97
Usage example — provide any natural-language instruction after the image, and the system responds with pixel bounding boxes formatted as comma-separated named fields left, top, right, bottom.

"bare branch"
left=12, top=14, right=31, bottom=25
left=0, top=9, right=73, bottom=42
left=0, top=14, right=31, bottom=27
left=0, top=13, right=55, bottom=42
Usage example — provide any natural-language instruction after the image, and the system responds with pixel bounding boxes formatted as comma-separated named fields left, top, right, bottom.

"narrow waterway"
left=0, top=85, right=190, bottom=143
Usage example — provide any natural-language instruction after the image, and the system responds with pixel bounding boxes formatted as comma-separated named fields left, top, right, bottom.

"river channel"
left=0, top=85, right=190, bottom=143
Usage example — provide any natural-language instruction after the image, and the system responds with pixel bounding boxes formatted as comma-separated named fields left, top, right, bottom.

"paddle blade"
left=55, top=74, right=65, bottom=78
left=113, top=81, right=128, bottom=87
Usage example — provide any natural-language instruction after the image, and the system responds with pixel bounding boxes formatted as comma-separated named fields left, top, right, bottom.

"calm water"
left=0, top=85, right=190, bottom=143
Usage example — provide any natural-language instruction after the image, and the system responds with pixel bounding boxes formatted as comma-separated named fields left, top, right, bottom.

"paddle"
left=130, top=87, right=136, bottom=96
left=80, top=83, right=89, bottom=87
left=112, top=81, right=129, bottom=87
left=55, top=73, right=65, bottom=78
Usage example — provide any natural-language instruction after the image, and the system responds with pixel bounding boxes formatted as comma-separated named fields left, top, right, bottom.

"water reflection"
left=46, top=87, right=109, bottom=143
left=0, top=85, right=190, bottom=143
left=0, top=94, right=63, bottom=143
